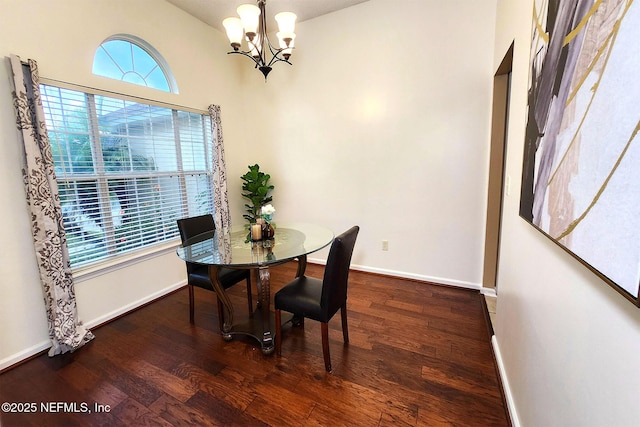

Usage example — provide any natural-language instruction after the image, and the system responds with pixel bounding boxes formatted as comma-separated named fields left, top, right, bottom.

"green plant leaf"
left=240, top=164, right=274, bottom=224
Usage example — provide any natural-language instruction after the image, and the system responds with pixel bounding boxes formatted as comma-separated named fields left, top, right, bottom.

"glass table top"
left=176, top=222, right=334, bottom=267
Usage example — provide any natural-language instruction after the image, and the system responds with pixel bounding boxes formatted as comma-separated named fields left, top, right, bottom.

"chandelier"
left=222, top=0, right=297, bottom=80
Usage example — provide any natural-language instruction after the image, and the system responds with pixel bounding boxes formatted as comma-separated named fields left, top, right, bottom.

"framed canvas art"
left=520, top=0, right=640, bottom=304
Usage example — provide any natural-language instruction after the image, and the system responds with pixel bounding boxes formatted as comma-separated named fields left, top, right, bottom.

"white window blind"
left=40, top=84, right=214, bottom=268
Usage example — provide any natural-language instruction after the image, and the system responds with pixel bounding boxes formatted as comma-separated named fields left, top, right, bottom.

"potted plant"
left=241, top=164, right=274, bottom=223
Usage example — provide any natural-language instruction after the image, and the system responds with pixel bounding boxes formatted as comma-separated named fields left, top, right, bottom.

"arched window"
left=93, top=35, right=178, bottom=93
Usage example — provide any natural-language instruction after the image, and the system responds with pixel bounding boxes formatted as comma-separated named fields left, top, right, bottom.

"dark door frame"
left=483, top=42, right=513, bottom=293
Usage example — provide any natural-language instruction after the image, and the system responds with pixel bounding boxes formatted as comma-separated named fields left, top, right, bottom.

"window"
left=40, top=84, right=213, bottom=268
left=92, top=35, right=177, bottom=93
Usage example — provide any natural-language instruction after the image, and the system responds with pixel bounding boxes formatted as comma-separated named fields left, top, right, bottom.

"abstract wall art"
left=520, top=0, right=640, bottom=303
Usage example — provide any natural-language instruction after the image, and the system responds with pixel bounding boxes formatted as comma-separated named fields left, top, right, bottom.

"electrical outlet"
left=382, top=240, right=389, bottom=251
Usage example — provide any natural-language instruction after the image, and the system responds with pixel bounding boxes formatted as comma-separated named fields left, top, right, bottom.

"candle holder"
left=250, top=222, right=263, bottom=241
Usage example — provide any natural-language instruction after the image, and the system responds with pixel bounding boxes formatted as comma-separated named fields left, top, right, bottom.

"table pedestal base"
left=222, top=311, right=294, bottom=355
left=211, top=256, right=308, bottom=355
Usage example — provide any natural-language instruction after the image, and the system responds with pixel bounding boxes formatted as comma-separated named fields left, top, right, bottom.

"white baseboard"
left=347, top=262, right=483, bottom=291
left=83, top=280, right=186, bottom=329
left=481, top=287, right=497, bottom=297
left=0, top=280, right=187, bottom=372
left=0, top=340, right=51, bottom=372
left=492, top=335, right=521, bottom=427
left=308, top=258, right=484, bottom=291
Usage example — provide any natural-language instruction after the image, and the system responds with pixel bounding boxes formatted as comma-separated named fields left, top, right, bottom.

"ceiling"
left=165, top=0, right=369, bottom=33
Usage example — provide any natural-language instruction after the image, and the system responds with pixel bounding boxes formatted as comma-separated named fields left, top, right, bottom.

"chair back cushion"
left=176, top=214, right=215, bottom=274
left=177, top=214, right=215, bottom=242
left=321, top=226, right=360, bottom=316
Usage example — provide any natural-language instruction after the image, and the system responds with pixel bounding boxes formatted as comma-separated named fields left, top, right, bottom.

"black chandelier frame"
left=227, top=0, right=293, bottom=80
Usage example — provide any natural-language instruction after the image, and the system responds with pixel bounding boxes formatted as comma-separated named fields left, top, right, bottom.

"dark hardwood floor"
left=0, top=262, right=509, bottom=426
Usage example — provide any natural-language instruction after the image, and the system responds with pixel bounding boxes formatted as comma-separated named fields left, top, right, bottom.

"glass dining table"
left=176, top=222, right=334, bottom=355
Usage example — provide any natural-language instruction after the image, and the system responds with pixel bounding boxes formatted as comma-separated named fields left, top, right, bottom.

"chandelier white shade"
left=222, top=0, right=297, bottom=80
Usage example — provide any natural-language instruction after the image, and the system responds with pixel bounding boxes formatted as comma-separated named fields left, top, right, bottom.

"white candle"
left=251, top=223, right=262, bottom=240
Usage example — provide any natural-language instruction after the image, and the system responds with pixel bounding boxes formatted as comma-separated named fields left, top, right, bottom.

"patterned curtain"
left=9, top=55, right=94, bottom=356
left=208, top=105, right=232, bottom=233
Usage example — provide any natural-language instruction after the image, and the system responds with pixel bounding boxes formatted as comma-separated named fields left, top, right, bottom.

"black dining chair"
left=274, top=226, right=359, bottom=372
left=176, top=214, right=252, bottom=327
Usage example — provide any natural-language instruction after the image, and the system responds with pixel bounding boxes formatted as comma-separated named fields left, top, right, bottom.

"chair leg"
left=189, top=285, right=195, bottom=324
left=217, top=297, right=225, bottom=330
left=246, top=276, right=253, bottom=314
left=275, top=309, right=282, bottom=356
left=321, top=322, right=331, bottom=372
left=292, top=315, right=304, bottom=327
left=341, top=305, right=349, bottom=343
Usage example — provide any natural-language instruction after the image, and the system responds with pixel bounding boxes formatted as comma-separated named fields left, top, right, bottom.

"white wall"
left=493, top=1, right=640, bottom=426
left=239, top=0, right=498, bottom=287
left=0, top=0, right=498, bottom=370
